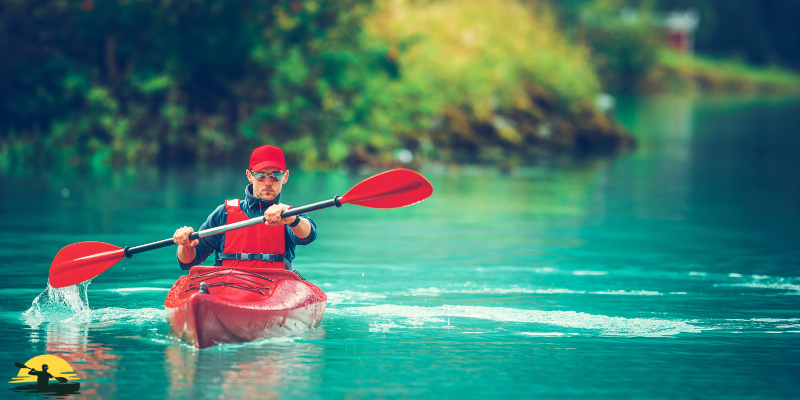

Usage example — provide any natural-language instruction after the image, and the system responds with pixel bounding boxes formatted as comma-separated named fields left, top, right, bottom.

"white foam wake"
left=327, top=290, right=388, bottom=305
left=328, top=304, right=701, bottom=336
left=706, top=318, right=800, bottom=332
left=58, top=307, right=165, bottom=327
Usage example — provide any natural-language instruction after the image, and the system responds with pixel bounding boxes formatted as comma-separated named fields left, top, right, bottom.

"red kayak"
left=164, top=266, right=327, bottom=349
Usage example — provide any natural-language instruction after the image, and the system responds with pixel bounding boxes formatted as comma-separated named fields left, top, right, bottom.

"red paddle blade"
left=49, top=242, right=125, bottom=288
left=340, top=169, right=433, bottom=208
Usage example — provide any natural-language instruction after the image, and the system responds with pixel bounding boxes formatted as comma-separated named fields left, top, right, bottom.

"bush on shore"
left=366, top=0, right=634, bottom=166
left=0, top=0, right=634, bottom=173
left=1, top=0, right=394, bottom=171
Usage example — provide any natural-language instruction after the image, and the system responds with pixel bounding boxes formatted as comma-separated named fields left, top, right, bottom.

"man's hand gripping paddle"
left=48, top=169, right=433, bottom=288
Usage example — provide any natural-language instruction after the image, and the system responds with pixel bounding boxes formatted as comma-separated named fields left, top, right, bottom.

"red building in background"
left=663, top=9, right=700, bottom=54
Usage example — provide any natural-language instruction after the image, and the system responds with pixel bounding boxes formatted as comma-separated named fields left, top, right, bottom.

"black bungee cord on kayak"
left=191, top=268, right=275, bottom=283
left=185, top=268, right=275, bottom=294
left=187, top=281, right=266, bottom=295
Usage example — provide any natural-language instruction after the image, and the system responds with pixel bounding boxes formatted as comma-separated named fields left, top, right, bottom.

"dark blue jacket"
left=178, top=184, right=316, bottom=270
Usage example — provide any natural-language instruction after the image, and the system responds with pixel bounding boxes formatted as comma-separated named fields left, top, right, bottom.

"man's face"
left=246, top=167, right=289, bottom=201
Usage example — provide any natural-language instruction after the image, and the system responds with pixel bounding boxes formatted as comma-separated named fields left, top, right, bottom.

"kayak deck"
left=164, top=266, right=327, bottom=348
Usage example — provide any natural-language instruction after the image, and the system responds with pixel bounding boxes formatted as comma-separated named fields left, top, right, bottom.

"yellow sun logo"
left=9, top=355, right=79, bottom=384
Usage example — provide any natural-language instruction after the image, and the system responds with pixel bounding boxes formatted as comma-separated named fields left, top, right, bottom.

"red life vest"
left=221, top=199, right=286, bottom=269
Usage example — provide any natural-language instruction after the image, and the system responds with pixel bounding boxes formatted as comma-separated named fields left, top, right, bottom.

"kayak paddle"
left=14, top=362, right=69, bottom=383
left=48, top=168, right=433, bottom=288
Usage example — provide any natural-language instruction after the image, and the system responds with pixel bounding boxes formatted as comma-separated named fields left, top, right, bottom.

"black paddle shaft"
left=123, top=196, right=342, bottom=257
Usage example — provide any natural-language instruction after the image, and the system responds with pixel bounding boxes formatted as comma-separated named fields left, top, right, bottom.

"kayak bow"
left=164, top=266, right=326, bottom=348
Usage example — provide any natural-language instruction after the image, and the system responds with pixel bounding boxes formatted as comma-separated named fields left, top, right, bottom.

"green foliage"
left=364, top=0, right=627, bottom=163
left=577, top=0, right=663, bottom=90
left=0, top=0, right=629, bottom=172
left=657, top=0, right=800, bottom=68
left=369, top=0, right=601, bottom=111
left=0, top=0, right=399, bottom=170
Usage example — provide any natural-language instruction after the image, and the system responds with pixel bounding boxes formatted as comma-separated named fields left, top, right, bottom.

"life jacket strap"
left=215, top=252, right=292, bottom=270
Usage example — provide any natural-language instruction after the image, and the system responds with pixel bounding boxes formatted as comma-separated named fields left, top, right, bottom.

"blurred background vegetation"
left=1, top=0, right=798, bottom=172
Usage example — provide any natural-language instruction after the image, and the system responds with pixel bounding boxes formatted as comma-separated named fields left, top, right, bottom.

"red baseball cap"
left=249, top=145, right=287, bottom=171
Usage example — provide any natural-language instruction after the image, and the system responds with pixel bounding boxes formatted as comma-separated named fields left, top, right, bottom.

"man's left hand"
left=264, top=203, right=295, bottom=226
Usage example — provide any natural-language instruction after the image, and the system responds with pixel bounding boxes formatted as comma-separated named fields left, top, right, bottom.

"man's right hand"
left=173, top=226, right=200, bottom=247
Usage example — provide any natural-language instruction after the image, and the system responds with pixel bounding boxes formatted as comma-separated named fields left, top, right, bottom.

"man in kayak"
left=172, top=145, right=316, bottom=270
left=28, top=364, right=55, bottom=389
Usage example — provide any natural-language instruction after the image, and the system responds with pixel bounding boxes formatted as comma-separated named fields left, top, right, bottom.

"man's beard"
left=258, top=189, right=277, bottom=200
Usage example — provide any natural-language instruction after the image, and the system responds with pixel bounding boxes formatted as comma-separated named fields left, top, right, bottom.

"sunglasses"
left=250, top=170, right=286, bottom=182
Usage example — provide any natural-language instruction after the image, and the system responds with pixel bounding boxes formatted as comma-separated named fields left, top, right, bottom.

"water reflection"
left=611, top=95, right=695, bottom=221
left=38, top=324, right=122, bottom=398
left=163, top=328, right=326, bottom=399
left=20, top=282, right=124, bottom=398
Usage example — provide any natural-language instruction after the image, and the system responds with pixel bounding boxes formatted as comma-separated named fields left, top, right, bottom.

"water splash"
left=21, top=280, right=165, bottom=336
left=21, top=281, right=92, bottom=327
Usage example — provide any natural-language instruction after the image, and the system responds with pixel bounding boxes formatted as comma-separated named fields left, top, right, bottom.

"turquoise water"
left=2, top=95, right=800, bottom=398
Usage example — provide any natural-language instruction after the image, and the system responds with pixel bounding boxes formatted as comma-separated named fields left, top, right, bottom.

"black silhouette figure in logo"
left=27, top=364, right=55, bottom=390
left=9, top=362, right=80, bottom=395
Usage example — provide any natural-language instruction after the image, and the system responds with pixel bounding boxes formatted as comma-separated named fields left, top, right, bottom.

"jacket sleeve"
left=287, top=213, right=316, bottom=246
left=178, top=204, right=226, bottom=270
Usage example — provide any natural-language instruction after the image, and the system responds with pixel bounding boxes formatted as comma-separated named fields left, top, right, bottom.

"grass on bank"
left=652, top=50, right=800, bottom=93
